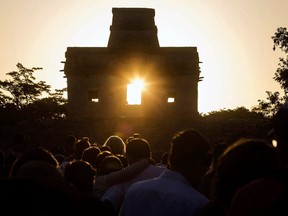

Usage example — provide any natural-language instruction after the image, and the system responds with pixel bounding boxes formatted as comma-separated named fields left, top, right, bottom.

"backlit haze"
left=1, top=0, right=287, bottom=114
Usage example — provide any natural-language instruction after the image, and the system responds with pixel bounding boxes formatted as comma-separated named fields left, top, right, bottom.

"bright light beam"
left=127, top=79, right=144, bottom=105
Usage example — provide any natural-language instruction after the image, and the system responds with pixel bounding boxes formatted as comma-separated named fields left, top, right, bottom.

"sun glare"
left=272, top=140, right=277, bottom=148
left=127, top=79, right=145, bottom=105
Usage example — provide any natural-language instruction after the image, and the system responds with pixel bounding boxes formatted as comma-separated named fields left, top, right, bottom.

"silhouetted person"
left=98, top=155, right=123, bottom=176
left=125, top=132, right=141, bottom=144
left=4, top=132, right=27, bottom=174
left=268, top=104, right=288, bottom=168
left=63, top=160, right=96, bottom=196
left=66, top=138, right=91, bottom=162
left=156, top=151, right=169, bottom=168
left=102, top=135, right=126, bottom=156
left=197, top=142, right=228, bottom=199
left=9, top=146, right=59, bottom=178
left=51, top=144, right=66, bottom=164
left=95, top=150, right=113, bottom=171
left=119, top=128, right=211, bottom=216
left=82, top=146, right=101, bottom=169
left=63, top=159, right=116, bottom=215
left=63, top=134, right=77, bottom=158
left=93, top=157, right=150, bottom=199
left=198, top=138, right=280, bottom=216
left=228, top=176, right=288, bottom=216
left=100, top=145, right=112, bottom=152
left=102, top=137, right=167, bottom=213
left=116, top=154, right=128, bottom=167
left=1, top=146, right=87, bottom=215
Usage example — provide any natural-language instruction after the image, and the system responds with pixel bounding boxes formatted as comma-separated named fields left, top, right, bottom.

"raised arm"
left=106, top=158, right=150, bottom=186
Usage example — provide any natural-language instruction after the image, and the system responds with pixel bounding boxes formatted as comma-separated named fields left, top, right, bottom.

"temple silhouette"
left=63, top=8, right=201, bottom=121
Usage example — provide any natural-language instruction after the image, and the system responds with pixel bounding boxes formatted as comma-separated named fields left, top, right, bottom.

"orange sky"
left=0, top=0, right=287, bottom=113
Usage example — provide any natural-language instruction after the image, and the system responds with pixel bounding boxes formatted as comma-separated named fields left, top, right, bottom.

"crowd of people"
left=1, top=106, right=288, bottom=215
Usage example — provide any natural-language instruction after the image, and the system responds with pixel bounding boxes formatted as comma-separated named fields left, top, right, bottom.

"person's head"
left=13, top=161, right=63, bottom=179
left=95, top=151, right=112, bottom=170
left=100, top=145, right=112, bottom=152
left=125, top=133, right=141, bottom=144
left=125, top=138, right=151, bottom=164
left=213, top=138, right=279, bottom=210
left=229, top=177, right=288, bottom=216
left=270, top=104, right=288, bottom=167
left=169, top=128, right=211, bottom=185
left=103, top=135, right=126, bottom=155
left=272, top=105, right=288, bottom=142
left=116, top=154, right=128, bottom=167
left=9, top=147, right=59, bottom=178
left=64, top=135, right=77, bottom=156
left=81, top=146, right=101, bottom=169
left=63, top=160, right=95, bottom=193
left=97, top=155, right=123, bottom=176
left=74, top=139, right=91, bottom=160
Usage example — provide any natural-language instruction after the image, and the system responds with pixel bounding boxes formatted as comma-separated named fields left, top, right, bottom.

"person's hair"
left=272, top=106, right=288, bottom=140
left=9, top=147, right=59, bottom=177
left=116, top=154, right=128, bottom=167
left=63, top=160, right=95, bottom=192
left=169, top=128, right=210, bottom=169
left=95, top=151, right=112, bottom=170
left=213, top=138, right=279, bottom=208
left=126, top=138, right=151, bottom=160
left=97, top=155, right=123, bottom=176
left=81, top=146, right=101, bottom=169
left=103, top=135, right=126, bottom=155
left=125, top=133, right=140, bottom=144
left=74, top=139, right=90, bottom=160
left=64, top=135, right=77, bottom=156
left=100, top=145, right=112, bottom=152
left=13, top=161, right=63, bottom=179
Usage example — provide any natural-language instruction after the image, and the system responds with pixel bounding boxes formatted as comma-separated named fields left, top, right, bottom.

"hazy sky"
left=1, top=0, right=287, bottom=113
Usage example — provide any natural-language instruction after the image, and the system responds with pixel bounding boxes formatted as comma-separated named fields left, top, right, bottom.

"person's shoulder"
left=149, top=164, right=168, bottom=171
left=127, top=176, right=160, bottom=191
left=101, top=182, right=124, bottom=201
left=104, top=181, right=123, bottom=191
left=140, top=164, right=167, bottom=177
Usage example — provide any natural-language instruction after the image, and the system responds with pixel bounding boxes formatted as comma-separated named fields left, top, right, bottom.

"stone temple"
left=63, top=8, right=201, bottom=121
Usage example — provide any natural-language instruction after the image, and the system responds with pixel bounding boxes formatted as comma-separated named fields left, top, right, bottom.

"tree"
left=0, top=63, right=67, bottom=120
left=0, top=63, right=51, bottom=109
left=201, top=107, right=269, bottom=145
left=253, top=27, right=288, bottom=117
left=24, top=88, right=67, bottom=119
left=272, top=27, right=288, bottom=92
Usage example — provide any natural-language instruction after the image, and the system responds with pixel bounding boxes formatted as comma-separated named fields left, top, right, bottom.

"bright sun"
left=127, top=79, right=145, bottom=105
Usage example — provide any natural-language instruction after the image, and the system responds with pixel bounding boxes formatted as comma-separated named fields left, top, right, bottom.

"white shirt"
left=119, top=170, right=209, bottom=216
left=101, top=164, right=167, bottom=212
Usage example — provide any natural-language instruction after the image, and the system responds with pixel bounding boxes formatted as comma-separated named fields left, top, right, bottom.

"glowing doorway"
left=126, top=79, right=144, bottom=105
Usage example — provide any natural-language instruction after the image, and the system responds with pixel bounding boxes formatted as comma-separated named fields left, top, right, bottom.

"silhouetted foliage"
left=0, top=63, right=67, bottom=122
left=201, top=107, right=270, bottom=145
left=273, top=27, right=288, bottom=92
left=253, top=27, right=288, bottom=117
left=203, top=107, right=264, bottom=120
left=253, top=91, right=287, bottom=117
left=0, top=63, right=50, bottom=109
